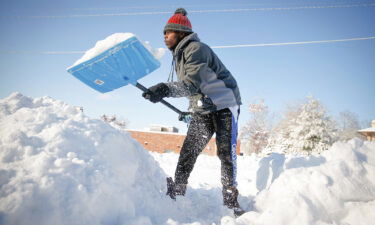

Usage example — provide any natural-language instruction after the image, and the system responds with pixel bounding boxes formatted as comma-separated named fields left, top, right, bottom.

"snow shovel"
left=67, top=36, right=190, bottom=122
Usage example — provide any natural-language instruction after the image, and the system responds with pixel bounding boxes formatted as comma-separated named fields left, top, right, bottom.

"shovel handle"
left=135, top=82, right=183, bottom=115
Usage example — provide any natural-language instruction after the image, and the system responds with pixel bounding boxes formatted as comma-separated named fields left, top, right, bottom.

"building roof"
left=358, top=127, right=375, bottom=133
left=358, top=119, right=375, bottom=134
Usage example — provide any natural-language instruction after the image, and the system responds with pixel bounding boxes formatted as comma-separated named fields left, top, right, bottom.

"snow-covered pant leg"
left=215, top=108, right=238, bottom=187
left=174, top=113, right=215, bottom=185
left=215, top=108, right=240, bottom=208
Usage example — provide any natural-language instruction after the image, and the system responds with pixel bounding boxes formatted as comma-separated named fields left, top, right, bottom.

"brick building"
left=127, top=125, right=241, bottom=156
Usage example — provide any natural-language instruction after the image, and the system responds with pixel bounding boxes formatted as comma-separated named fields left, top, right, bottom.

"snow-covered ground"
left=1, top=93, right=375, bottom=225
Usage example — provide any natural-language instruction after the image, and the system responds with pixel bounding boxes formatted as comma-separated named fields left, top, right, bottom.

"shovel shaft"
left=135, top=82, right=183, bottom=115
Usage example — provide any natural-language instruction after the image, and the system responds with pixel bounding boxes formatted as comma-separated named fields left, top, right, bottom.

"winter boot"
left=222, top=186, right=245, bottom=217
left=166, top=177, right=186, bottom=200
left=233, top=207, right=246, bottom=218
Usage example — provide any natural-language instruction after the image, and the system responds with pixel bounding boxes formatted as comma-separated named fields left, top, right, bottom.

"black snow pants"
left=174, top=108, right=239, bottom=189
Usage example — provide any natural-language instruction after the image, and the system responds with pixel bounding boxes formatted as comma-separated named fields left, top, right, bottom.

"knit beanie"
left=164, top=8, right=193, bottom=34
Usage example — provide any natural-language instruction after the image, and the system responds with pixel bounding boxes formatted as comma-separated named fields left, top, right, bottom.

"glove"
left=178, top=112, right=192, bottom=123
left=142, top=83, right=170, bottom=103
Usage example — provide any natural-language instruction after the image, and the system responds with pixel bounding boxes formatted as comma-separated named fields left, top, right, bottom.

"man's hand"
left=142, top=83, right=170, bottom=103
left=178, top=112, right=192, bottom=123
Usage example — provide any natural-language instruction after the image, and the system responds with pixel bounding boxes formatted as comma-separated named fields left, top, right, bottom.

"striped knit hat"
left=164, top=8, right=193, bottom=34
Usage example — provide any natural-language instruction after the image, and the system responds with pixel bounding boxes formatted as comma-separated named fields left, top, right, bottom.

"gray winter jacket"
left=165, top=33, right=242, bottom=113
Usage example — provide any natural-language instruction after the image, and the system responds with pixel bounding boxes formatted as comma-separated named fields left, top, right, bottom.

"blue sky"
left=1, top=0, right=374, bottom=133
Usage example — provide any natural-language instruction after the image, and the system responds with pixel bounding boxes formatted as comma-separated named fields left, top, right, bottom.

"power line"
left=8, top=3, right=375, bottom=19
left=211, top=36, right=375, bottom=49
left=70, top=1, right=356, bottom=11
left=1, top=36, right=374, bottom=55
left=190, top=3, right=375, bottom=14
left=0, top=50, right=85, bottom=55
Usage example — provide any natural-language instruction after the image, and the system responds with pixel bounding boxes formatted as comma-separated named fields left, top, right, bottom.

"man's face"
left=164, top=30, right=184, bottom=51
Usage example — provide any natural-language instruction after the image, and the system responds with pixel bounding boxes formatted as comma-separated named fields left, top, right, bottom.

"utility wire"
left=211, top=36, right=375, bottom=49
left=8, top=3, right=375, bottom=19
left=71, top=1, right=361, bottom=11
left=1, top=36, right=374, bottom=55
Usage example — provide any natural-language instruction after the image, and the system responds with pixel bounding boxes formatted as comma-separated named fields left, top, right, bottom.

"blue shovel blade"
left=67, top=36, right=161, bottom=93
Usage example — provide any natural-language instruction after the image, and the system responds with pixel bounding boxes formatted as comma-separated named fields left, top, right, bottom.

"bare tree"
left=101, top=114, right=127, bottom=129
left=336, top=111, right=363, bottom=141
left=240, top=99, right=271, bottom=155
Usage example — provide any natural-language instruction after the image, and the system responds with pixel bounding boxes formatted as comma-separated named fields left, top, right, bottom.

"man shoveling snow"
left=142, top=8, right=244, bottom=217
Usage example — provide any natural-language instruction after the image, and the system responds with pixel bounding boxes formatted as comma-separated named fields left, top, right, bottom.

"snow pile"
left=0, top=92, right=172, bottom=225
left=70, top=33, right=165, bottom=67
left=1, top=92, right=375, bottom=225
left=151, top=140, right=375, bottom=225
left=222, top=139, right=375, bottom=225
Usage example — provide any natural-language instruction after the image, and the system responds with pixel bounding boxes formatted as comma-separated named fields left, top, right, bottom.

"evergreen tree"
left=269, top=97, right=337, bottom=154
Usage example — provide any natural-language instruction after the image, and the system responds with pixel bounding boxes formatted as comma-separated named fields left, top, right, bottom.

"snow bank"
left=222, top=139, right=375, bottom=225
left=151, top=138, right=375, bottom=225
left=0, top=92, right=176, bottom=225
left=70, top=33, right=165, bottom=67
left=1, top=92, right=375, bottom=225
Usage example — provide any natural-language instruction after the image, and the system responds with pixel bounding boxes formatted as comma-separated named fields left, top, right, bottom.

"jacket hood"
left=173, top=33, right=200, bottom=56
